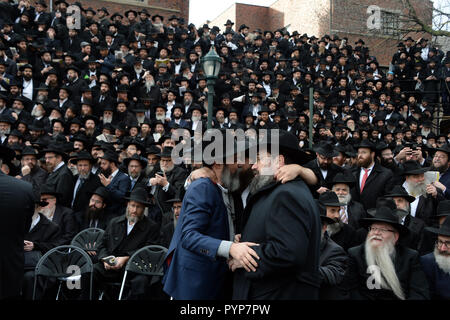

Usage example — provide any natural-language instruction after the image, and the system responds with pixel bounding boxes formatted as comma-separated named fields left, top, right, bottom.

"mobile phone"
left=101, top=256, right=117, bottom=266
left=156, top=171, right=164, bottom=176
left=9, top=47, right=17, bottom=56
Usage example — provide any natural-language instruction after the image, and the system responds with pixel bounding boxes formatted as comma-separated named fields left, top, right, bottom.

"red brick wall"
left=234, top=4, right=270, bottom=33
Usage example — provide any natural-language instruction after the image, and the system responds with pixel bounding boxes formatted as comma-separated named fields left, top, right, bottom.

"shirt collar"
left=53, top=161, right=65, bottom=172
left=110, top=168, right=119, bottom=180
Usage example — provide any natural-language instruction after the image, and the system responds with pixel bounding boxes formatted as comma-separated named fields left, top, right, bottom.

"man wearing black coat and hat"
left=342, top=206, right=430, bottom=300
left=305, top=140, right=346, bottom=198
left=316, top=196, right=348, bottom=300
left=38, top=183, right=77, bottom=247
left=350, top=139, right=393, bottom=211
left=319, top=190, right=359, bottom=251
left=0, top=144, right=35, bottom=299
left=21, top=197, right=61, bottom=300
left=231, top=130, right=321, bottom=300
left=18, top=146, right=48, bottom=196
left=420, top=215, right=450, bottom=299
left=99, top=150, right=131, bottom=220
left=75, top=186, right=110, bottom=231
left=70, top=150, right=102, bottom=219
left=148, top=147, right=188, bottom=214
left=93, top=187, right=160, bottom=300
left=123, top=153, right=148, bottom=192
left=43, top=143, right=75, bottom=207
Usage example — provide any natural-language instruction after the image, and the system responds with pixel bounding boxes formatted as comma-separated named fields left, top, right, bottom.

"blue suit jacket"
left=162, top=178, right=230, bottom=300
left=420, top=252, right=450, bottom=299
left=106, top=170, right=131, bottom=219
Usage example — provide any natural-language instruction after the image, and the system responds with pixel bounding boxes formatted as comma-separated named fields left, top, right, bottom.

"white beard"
left=156, top=114, right=165, bottom=121
left=191, top=115, right=201, bottom=122
left=41, top=206, right=56, bottom=220
left=103, top=116, right=112, bottom=124
left=137, top=115, right=145, bottom=124
left=337, top=193, right=351, bottom=205
left=31, top=105, right=44, bottom=118
left=365, top=235, right=405, bottom=300
left=145, top=80, right=154, bottom=91
left=434, top=247, right=450, bottom=274
left=406, top=180, right=427, bottom=198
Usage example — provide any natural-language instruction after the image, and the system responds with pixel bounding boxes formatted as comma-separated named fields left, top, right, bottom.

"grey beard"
left=337, top=193, right=351, bottom=205
left=13, top=108, right=22, bottom=115
left=0, top=128, right=10, bottom=136
left=434, top=247, right=450, bottom=274
left=125, top=207, right=144, bottom=224
left=41, top=206, right=56, bottom=220
left=48, top=116, right=58, bottom=122
left=365, top=235, right=405, bottom=300
left=145, top=80, right=155, bottom=91
left=145, top=165, right=155, bottom=176
left=137, top=115, right=145, bottom=124
left=36, top=94, right=47, bottom=103
left=327, top=220, right=343, bottom=236
left=79, top=172, right=90, bottom=180
left=128, top=170, right=140, bottom=179
left=221, top=166, right=241, bottom=192
left=191, top=115, right=201, bottom=122
left=69, top=166, right=78, bottom=176
left=249, top=174, right=274, bottom=195
left=406, top=180, right=427, bottom=198
left=103, top=117, right=112, bottom=124
left=31, top=106, right=44, bottom=117
left=156, top=114, right=165, bottom=121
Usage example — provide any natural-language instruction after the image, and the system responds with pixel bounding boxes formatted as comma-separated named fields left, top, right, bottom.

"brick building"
left=46, top=0, right=189, bottom=24
left=208, top=0, right=433, bottom=66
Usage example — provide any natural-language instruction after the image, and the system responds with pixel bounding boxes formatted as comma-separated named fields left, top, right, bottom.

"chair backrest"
left=71, top=228, right=105, bottom=252
left=125, top=245, right=168, bottom=276
left=34, top=245, right=93, bottom=278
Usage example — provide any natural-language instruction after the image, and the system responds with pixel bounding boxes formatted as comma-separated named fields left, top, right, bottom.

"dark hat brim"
left=123, top=195, right=152, bottom=206
left=360, top=217, right=409, bottom=236
left=424, top=226, right=450, bottom=237
left=402, top=167, right=430, bottom=175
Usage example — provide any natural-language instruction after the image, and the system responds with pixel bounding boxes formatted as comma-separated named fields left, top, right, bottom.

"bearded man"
left=148, top=147, right=188, bottom=213
left=231, top=130, right=321, bottom=300
left=93, top=188, right=160, bottom=300
left=39, top=184, right=77, bottom=246
left=429, top=144, right=450, bottom=199
left=342, top=206, right=430, bottom=300
left=70, top=151, right=102, bottom=216
left=421, top=215, right=450, bottom=299
left=124, top=154, right=148, bottom=192
left=401, top=160, right=441, bottom=226
left=76, top=187, right=109, bottom=231
left=331, top=172, right=367, bottom=230
left=18, top=146, right=48, bottom=196
left=350, top=140, right=393, bottom=210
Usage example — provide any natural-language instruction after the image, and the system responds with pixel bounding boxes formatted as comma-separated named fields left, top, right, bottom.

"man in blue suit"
left=162, top=136, right=260, bottom=300
left=99, top=150, right=131, bottom=220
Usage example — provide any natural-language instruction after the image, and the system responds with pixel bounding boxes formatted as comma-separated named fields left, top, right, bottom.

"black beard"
left=86, top=206, right=104, bottom=221
left=24, top=75, right=32, bottom=81
left=101, top=167, right=112, bottom=177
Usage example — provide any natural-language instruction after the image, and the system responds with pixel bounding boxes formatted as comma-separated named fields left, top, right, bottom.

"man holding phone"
left=148, top=147, right=188, bottom=213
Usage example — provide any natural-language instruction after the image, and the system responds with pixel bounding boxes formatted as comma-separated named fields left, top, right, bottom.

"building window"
left=381, top=10, right=400, bottom=37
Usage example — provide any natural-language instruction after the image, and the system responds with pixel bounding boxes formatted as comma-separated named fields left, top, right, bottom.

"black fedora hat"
left=123, top=154, right=147, bottom=169
left=145, top=145, right=161, bottom=157
left=100, top=150, right=119, bottom=164
left=402, top=160, right=429, bottom=175
left=425, top=215, right=450, bottom=237
left=0, top=145, right=15, bottom=162
left=384, top=185, right=415, bottom=203
left=315, top=199, right=336, bottom=225
left=314, top=141, right=339, bottom=158
left=157, top=147, right=173, bottom=158
left=88, top=186, right=109, bottom=203
left=436, top=200, right=450, bottom=218
left=124, top=187, right=152, bottom=206
left=360, top=206, right=409, bottom=235
left=319, top=190, right=344, bottom=207
left=40, top=184, right=62, bottom=198
left=331, top=172, right=356, bottom=188
left=19, top=146, right=39, bottom=159
left=42, top=143, right=67, bottom=157
left=356, top=139, right=376, bottom=151
left=431, top=143, right=450, bottom=156
left=70, top=150, right=95, bottom=164
left=265, top=130, right=314, bottom=165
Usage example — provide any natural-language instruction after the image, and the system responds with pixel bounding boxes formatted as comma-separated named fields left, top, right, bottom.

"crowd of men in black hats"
left=0, top=0, right=449, bottom=300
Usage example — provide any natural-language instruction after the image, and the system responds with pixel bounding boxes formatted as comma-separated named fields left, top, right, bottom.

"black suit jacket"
left=152, top=166, right=188, bottom=213
left=342, top=244, right=430, bottom=300
left=51, top=205, right=77, bottom=246
left=71, top=173, right=102, bottom=213
left=233, top=178, right=321, bottom=300
left=45, top=163, right=75, bottom=208
left=97, top=215, right=160, bottom=260
left=350, top=163, right=393, bottom=210
left=25, top=213, right=61, bottom=253
left=0, top=173, right=35, bottom=299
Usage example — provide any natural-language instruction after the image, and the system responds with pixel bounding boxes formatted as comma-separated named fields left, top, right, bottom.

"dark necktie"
left=72, top=178, right=85, bottom=207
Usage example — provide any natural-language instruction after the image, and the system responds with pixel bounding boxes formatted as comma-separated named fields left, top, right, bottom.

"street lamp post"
left=201, top=47, right=222, bottom=129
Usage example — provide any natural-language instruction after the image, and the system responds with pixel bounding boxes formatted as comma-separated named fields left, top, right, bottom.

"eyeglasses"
left=436, top=240, right=450, bottom=249
left=44, top=155, right=56, bottom=160
left=434, top=154, right=448, bottom=160
left=368, top=226, right=395, bottom=234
